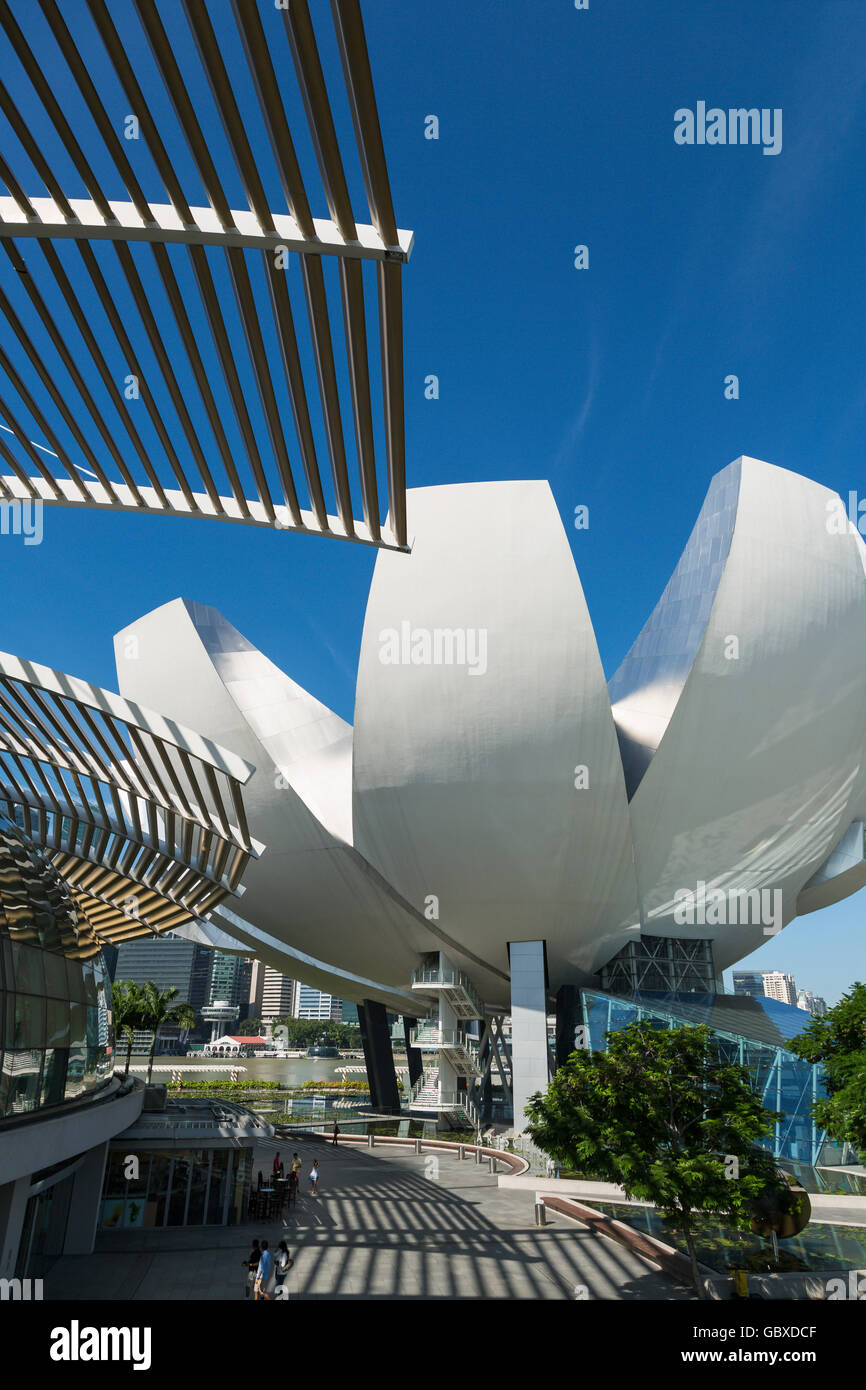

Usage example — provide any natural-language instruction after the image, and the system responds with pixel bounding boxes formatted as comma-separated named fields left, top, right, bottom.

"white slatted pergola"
left=0, top=0, right=412, bottom=549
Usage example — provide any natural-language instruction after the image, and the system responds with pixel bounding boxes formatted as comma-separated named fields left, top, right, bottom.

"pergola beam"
left=0, top=197, right=413, bottom=262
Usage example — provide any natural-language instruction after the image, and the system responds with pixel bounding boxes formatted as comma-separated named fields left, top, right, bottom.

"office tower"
left=296, top=986, right=342, bottom=1021
left=762, top=971, right=797, bottom=1005
left=796, top=990, right=828, bottom=1017
left=113, top=932, right=212, bottom=1014
left=732, top=971, right=765, bottom=997
left=208, top=951, right=246, bottom=1009
left=260, top=967, right=297, bottom=1023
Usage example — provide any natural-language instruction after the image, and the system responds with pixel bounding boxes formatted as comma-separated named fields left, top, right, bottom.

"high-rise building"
left=113, top=933, right=213, bottom=1043
left=762, top=971, right=797, bottom=1006
left=246, top=959, right=265, bottom=1022
left=208, top=951, right=246, bottom=1009
left=260, top=967, right=297, bottom=1023
left=340, top=1001, right=360, bottom=1025
left=296, top=986, right=342, bottom=1021
left=732, top=971, right=765, bottom=997
left=113, top=932, right=212, bottom=1014
left=796, top=990, right=828, bottom=1017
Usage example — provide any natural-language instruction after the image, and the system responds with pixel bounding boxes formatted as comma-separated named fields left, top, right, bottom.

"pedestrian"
left=273, top=1150, right=280, bottom=1178
left=254, top=1239, right=273, bottom=1301
left=310, top=1160, right=319, bottom=1195
left=290, top=1152, right=302, bottom=1179
left=274, top=1240, right=291, bottom=1297
left=242, top=1239, right=260, bottom=1299
left=332, top=1120, right=339, bottom=1146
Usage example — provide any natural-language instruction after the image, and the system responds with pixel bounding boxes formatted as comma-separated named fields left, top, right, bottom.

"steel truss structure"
left=0, top=0, right=412, bottom=549
left=0, top=649, right=256, bottom=950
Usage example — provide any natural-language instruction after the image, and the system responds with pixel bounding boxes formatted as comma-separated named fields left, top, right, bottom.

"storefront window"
left=168, top=1154, right=191, bottom=1226
left=207, top=1149, right=230, bottom=1225
left=186, top=1150, right=209, bottom=1225
left=99, top=1144, right=250, bottom=1228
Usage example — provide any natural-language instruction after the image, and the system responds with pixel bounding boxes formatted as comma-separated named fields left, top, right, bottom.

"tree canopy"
left=525, top=1021, right=788, bottom=1297
left=787, top=981, right=866, bottom=1159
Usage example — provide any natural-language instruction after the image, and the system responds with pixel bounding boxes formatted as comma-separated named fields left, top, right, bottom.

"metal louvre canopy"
left=0, top=648, right=257, bottom=949
left=0, top=0, right=412, bottom=549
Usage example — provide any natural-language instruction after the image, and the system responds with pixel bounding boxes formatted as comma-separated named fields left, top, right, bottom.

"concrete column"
left=402, top=1016, right=423, bottom=1088
left=555, top=984, right=580, bottom=1071
left=477, top=1021, right=493, bottom=1123
left=358, top=1000, right=401, bottom=1114
left=508, top=940, right=549, bottom=1133
left=63, top=1142, right=109, bottom=1255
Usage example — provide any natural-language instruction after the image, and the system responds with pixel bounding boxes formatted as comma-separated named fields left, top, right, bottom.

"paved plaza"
left=44, top=1136, right=691, bottom=1301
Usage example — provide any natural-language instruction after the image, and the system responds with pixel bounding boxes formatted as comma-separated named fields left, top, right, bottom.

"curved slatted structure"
left=0, top=649, right=256, bottom=947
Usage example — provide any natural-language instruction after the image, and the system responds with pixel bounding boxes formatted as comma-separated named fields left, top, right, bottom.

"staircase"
left=410, top=1026, right=480, bottom=1079
left=410, top=966, right=484, bottom=1020
left=409, top=1067, right=480, bottom=1130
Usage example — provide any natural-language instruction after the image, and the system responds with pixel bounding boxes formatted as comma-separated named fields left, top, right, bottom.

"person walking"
left=242, top=1239, right=260, bottom=1299
left=274, top=1240, right=291, bottom=1297
left=332, top=1120, right=339, bottom=1146
left=290, top=1152, right=302, bottom=1178
left=272, top=1150, right=281, bottom=1178
left=310, top=1159, right=319, bottom=1195
left=254, top=1239, right=273, bottom=1301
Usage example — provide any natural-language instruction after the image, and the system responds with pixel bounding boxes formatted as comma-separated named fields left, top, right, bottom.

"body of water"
left=124, top=1055, right=411, bottom=1086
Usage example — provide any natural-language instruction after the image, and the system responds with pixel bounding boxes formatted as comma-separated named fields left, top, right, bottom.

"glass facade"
left=100, top=1145, right=251, bottom=1229
left=0, top=814, right=114, bottom=1119
left=579, top=988, right=832, bottom=1167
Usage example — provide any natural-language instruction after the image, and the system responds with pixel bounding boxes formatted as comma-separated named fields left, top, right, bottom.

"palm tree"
left=112, top=980, right=146, bottom=1078
left=139, top=981, right=196, bottom=1085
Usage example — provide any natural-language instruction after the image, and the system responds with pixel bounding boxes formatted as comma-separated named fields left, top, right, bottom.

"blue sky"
left=1, top=0, right=864, bottom=1005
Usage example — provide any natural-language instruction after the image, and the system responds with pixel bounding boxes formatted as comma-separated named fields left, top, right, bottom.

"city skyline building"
left=296, top=986, right=343, bottom=1022
left=762, top=972, right=799, bottom=1006
left=732, top=971, right=766, bottom=998
left=797, top=990, right=828, bottom=1017
left=207, top=952, right=247, bottom=1011
left=259, top=967, right=298, bottom=1024
left=113, top=934, right=215, bottom=1039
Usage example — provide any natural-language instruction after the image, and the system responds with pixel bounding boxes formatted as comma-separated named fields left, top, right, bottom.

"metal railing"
left=409, top=1085, right=480, bottom=1129
left=409, top=967, right=484, bottom=1018
left=409, top=1027, right=479, bottom=1057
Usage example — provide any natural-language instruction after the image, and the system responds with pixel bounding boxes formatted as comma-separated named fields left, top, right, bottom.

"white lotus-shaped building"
left=112, top=456, right=866, bottom=1125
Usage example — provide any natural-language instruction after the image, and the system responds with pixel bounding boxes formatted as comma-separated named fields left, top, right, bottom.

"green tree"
left=139, top=981, right=196, bottom=1085
left=237, top=1019, right=262, bottom=1034
left=787, top=982, right=866, bottom=1159
left=525, top=1022, right=787, bottom=1298
left=112, top=979, right=146, bottom=1078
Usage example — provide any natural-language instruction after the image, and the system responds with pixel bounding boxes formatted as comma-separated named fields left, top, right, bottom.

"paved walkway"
left=45, top=1136, right=691, bottom=1301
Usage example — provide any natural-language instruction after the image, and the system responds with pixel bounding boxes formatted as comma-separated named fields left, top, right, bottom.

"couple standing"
left=244, top=1238, right=292, bottom=1299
